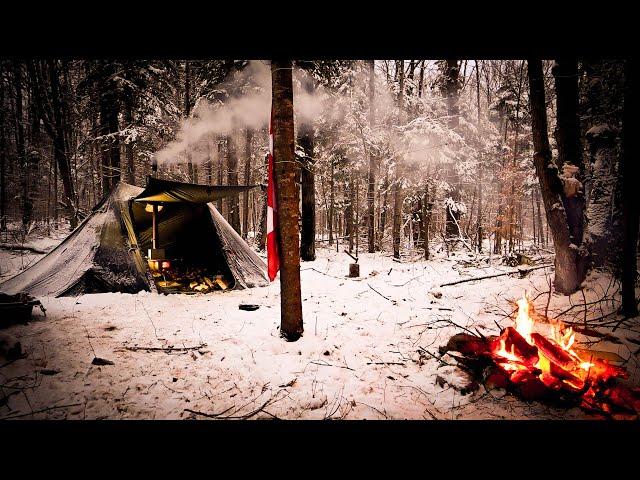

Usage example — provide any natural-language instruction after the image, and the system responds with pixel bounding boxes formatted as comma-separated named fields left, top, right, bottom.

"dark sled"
left=0, top=292, right=46, bottom=328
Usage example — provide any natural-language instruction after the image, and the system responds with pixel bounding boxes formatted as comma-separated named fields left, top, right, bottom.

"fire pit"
left=439, top=294, right=640, bottom=419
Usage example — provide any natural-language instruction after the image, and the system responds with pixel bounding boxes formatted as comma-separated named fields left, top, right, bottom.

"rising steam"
left=155, top=61, right=329, bottom=166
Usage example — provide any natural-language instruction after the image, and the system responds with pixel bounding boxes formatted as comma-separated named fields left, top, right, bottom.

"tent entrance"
left=130, top=201, right=235, bottom=294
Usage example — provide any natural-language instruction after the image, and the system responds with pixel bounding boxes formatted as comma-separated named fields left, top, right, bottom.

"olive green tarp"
left=0, top=181, right=268, bottom=297
left=134, top=176, right=259, bottom=204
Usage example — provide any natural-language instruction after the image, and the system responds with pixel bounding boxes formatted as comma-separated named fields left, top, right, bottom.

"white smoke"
left=155, top=61, right=330, bottom=166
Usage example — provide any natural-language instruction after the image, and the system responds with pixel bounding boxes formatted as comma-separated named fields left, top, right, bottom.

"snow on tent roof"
left=0, top=181, right=268, bottom=297
left=134, top=176, right=259, bottom=204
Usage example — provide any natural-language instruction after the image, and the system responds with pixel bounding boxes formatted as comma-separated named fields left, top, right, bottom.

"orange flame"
left=497, top=294, right=596, bottom=383
left=515, top=294, right=534, bottom=344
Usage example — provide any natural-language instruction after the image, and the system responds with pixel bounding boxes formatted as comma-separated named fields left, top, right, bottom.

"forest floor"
left=1, top=230, right=639, bottom=420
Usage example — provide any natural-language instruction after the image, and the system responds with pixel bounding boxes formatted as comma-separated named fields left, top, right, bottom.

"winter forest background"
left=0, top=59, right=633, bottom=303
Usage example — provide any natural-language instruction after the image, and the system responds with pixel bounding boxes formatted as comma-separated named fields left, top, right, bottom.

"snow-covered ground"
left=1, top=234, right=639, bottom=420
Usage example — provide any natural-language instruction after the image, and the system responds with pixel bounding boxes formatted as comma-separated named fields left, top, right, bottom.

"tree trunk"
left=475, top=60, right=483, bottom=253
left=328, top=158, right=335, bottom=245
left=531, top=190, right=537, bottom=245
left=553, top=60, right=586, bottom=249
left=206, top=135, right=213, bottom=185
left=392, top=172, right=402, bottom=259
left=271, top=60, right=303, bottom=341
left=98, top=61, right=120, bottom=197
left=257, top=153, right=269, bottom=250
left=528, top=59, right=581, bottom=294
left=508, top=61, right=526, bottom=253
left=299, top=88, right=316, bottom=261
left=13, top=62, right=31, bottom=231
left=227, top=132, right=241, bottom=233
left=123, top=90, right=135, bottom=185
left=217, top=139, right=224, bottom=211
left=48, top=60, right=77, bottom=228
left=184, top=61, right=196, bottom=183
left=346, top=176, right=354, bottom=253
left=443, top=59, right=462, bottom=238
left=621, top=60, right=638, bottom=317
left=0, top=63, right=6, bottom=231
left=583, top=60, right=625, bottom=269
left=536, top=188, right=544, bottom=246
left=422, top=183, right=433, bottom=260
left=418, top=60, right=425, bottom=98
left=242, top=128, right=253, bottom=239
left=367, top=59, right=377, bottom=253
left=379, top=167, right=389, bottom=249
left=393, top=60, right=405, bottom=259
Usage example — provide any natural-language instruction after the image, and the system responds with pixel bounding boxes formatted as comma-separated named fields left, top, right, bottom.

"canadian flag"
left=266, top=110, right=280, bottom=281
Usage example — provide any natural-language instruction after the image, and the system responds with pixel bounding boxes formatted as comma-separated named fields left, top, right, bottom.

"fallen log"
left=124, top=343, right=207, bottom=353
left=0, top=243, right=47, bottom=254
left=439, top=264, right=553, bottom=287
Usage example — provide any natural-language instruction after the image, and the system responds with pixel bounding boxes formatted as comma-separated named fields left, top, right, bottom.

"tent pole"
left=152, top=204, right=159, bottom=250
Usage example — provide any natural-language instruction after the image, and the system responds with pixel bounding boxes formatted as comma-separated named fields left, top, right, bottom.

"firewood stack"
left=155, top=264, right=230, bottom=293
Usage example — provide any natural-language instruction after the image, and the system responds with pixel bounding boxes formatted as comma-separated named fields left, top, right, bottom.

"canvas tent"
left=0, top=178, right=268, bottom=297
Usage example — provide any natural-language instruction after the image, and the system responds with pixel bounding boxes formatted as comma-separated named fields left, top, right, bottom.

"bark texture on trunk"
left=553, top=60, right=586, bottom=247
left=272, top=60, right=303, bottom=341
left=583, top=60, right=625, bottom=269
left=528, top=59, right=581, bottom=294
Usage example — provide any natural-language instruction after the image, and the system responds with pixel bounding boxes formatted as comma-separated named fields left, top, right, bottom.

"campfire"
left=441, top=294, right=640, bottom=419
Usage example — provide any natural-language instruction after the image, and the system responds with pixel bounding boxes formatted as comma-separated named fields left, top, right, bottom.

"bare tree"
left=528, top=59, right=581, bottom=294
left=367, top=59, right=376, bottom=253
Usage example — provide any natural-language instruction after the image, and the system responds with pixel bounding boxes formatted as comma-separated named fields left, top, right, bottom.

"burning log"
left=531, top=332, right=575, bottom=370
left=494, top=326, right=539, bottom=364
left=440, top=333, right=490, bottom=357
left=606, top=385, right=640, bottom=415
